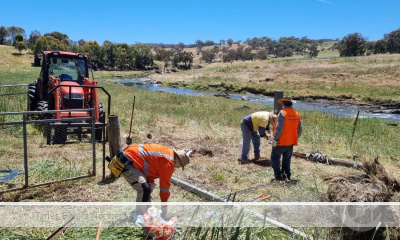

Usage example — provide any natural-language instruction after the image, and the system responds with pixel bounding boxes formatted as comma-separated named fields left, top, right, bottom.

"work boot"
left=282, top=173, right=290, bottom=180
left=275, top=175, right=284, bottom=181
left=238, top=158, right=250, bottom=164
left=282, top=173, right=291, bottom=181
left=253, top=156, right=261, bottom=161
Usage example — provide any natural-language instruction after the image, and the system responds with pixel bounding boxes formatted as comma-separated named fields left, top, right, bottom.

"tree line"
left=198, top=36, right=323, bottom=64
left=336, top=29, right=400, bottom=57
left=0, top=26, right=158, bottom=70
left=1, top=25, right=400, bottom=71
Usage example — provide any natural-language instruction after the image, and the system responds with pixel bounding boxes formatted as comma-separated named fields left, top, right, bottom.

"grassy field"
left=1, top=45, right=400, bottom=239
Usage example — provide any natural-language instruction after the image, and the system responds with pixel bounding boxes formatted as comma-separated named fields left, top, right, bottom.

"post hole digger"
left=126, top=96, right=136, bottom=145
left=28, top=51, right=110, bottom=144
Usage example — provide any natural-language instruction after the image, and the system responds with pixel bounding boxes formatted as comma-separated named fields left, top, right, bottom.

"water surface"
left=116, top=78, right=400, bottom=123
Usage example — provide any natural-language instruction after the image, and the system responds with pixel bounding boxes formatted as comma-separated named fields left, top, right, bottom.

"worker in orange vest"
left=116, top=144, right=190, bottom=217
left=271, top=97, right=302, bottom=181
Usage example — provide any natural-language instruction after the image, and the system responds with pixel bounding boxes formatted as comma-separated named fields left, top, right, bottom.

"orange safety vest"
left=124, top=144, right=175, bottom=202
left=273, top=108, right=301, bottom=146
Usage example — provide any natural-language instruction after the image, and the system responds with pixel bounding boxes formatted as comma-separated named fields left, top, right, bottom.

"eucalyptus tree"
left=7, top=26, right=25, bottom=45
left=0, top=26, right=9, bottom=45
left=385, top=28, right=400, bottom=53
left=338, top=33, right=367, bottom=56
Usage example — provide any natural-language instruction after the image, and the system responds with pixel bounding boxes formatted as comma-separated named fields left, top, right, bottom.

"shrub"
left=14, top=41, right=26, bottom=53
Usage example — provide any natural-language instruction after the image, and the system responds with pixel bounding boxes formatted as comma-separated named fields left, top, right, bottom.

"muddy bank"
left=297, top=97, right=387, bottom=110
left=203, top=82, right=400, bottom=111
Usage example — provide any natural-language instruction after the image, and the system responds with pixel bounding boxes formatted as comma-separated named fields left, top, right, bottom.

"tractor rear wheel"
left=28, top=84, right=37, bottom=112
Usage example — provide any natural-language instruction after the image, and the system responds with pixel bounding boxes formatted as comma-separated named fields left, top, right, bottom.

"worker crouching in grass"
left=107, top=144, right=190, bottom=218
left=271, top=97, right=302, bottom=181
left=239, top=111, right=277, bottom=164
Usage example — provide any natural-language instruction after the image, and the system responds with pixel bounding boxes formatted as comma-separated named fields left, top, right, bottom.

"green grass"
left=0, top=227, right=145, bottom=240
left=300, top=111, right=399, bottom=158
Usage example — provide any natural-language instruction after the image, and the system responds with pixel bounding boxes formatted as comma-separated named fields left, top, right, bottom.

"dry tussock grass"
left=326, top=157, right=400, bottom=202
left=0, top=122, right=327, bottom=203
left=1, top=98, right=397, bottom=204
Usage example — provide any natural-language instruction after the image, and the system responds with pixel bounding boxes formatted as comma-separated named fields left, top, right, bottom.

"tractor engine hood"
left=60, top=81, right=85, bottom=108
left=60, top=81, right=85, bottom=97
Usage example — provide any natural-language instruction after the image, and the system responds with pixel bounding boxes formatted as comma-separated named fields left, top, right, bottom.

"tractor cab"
left=36, top=51, right=91, bottom=108
left=47, top=55, right=88, bottom=110
left=48, top=56, right=87, bottom=84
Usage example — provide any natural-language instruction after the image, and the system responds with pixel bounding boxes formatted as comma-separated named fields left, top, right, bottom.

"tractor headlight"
left=63, top=93, right=84, bottom=100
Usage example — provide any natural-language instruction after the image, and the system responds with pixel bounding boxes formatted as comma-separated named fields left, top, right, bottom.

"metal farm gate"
left=0, top=109, right=98, bottom=193
left=0, top=84, right=108, bottom=194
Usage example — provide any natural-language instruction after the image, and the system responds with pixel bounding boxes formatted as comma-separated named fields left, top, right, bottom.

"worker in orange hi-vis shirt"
left=116, top=144, right=190, bottom=217
left=271, top=97, right=302, bottom=182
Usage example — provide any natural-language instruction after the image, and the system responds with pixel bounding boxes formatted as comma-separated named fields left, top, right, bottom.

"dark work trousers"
left=270, top=145, right=293, bottom=177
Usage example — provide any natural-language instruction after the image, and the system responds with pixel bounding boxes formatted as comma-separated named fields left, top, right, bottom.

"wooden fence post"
left=274, top=90, right=283, bottom=114
left=105, top=115, right=121, bottom=181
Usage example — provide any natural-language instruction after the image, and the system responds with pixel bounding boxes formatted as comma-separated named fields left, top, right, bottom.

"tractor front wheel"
left=96, top=102, right=105, bottom=141
left=53, top=125, right=67, bottom=144
left=98, top=102, right=105, bottom=123
left=36, top=101, right=48, bottom=119
left=36, top=101, right=51, bottom=143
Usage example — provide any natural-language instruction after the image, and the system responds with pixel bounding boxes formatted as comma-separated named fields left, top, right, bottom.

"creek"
left=115, top=78, right=400, bottom=123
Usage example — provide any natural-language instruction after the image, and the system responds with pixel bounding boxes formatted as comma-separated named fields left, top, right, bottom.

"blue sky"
left=0, top=0, right=399, bottom=45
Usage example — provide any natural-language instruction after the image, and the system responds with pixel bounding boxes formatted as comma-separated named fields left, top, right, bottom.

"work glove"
left=271, top=140, right=277, bottom=147
left=266, top=135, right=273, bottom=140
left=149, top=183, right=156, bottom=193
left=161, top=205, right=168, bottom=219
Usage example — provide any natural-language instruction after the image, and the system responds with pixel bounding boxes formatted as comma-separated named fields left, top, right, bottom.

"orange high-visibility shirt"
left=273, top=108, right=301, bottom=146
left=124, top=144, right=175, bottom=202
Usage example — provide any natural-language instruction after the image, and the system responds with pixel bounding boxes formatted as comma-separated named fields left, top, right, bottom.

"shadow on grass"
left=98, top=174, right=118, bottom=185
left=239, top=158, right=272, bottom=167
left=252, top=159, right=272, bottom=167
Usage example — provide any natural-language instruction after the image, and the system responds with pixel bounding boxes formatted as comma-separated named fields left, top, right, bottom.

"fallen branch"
left=293, top=152, right=364, bottom=169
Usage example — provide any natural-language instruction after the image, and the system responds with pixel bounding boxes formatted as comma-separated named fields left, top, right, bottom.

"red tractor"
left=29, top=51, right=107, bottom=144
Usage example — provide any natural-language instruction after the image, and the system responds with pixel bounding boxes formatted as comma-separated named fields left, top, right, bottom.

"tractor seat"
left=59, top=74, right=73, bottom=81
